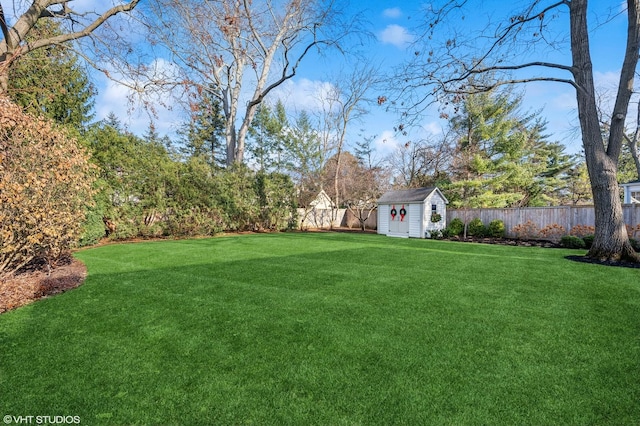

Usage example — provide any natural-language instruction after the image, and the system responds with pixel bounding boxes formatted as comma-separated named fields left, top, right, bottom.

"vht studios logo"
left=3, top=416, right=80, bottom=425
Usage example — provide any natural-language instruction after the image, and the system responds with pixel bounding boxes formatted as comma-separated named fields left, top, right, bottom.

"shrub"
left=539, top=224, right=566, bottom=242
left=570, top=224, right=595, bottom=238
left=428, top=229, right=443, bottom=239
left=630, top=238, right=640, bottom=252
left=583, top=235, right=595, bottom=249
left=164, top=206, right=224, bottom=237
left=560, top=235, right=586, bottom=249
left=0, top=97, right=95, bottom=275
left=446, top=217, right=465, bottom=236
left=487, top=219, right=506, bottom=238
left=467, top=218, right=486, bottom=237
left=626, top=224, right=640, bottom=241
left=512, top=220, right=540, bottom=240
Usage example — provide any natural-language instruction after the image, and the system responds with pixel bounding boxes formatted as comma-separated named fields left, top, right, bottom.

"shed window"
left=431, top=204, right=437, bottom=212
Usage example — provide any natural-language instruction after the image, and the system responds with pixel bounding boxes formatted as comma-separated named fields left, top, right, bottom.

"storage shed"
left=377, top=187, right=448, bottom=238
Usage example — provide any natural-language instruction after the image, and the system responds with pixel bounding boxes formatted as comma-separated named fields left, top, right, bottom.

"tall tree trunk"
left=236, top=121, right=249, bottom=164
left=331, top=147, right=343, bottom=230
left=570, top=0, right=639, bottom=262
left=226, top=125, right=237, bottom=167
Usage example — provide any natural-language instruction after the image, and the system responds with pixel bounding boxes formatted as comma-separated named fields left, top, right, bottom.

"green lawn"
left=1, top=233, right=639, bottom=425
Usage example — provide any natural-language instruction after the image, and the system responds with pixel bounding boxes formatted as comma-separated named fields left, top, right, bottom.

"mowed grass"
left=1, top=233, right=639, bottom=425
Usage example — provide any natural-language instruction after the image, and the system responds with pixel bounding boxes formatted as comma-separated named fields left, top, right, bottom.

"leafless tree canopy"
left=140, top=0, right=357, bottom=166
left=0, top=0, right=140, bottom=92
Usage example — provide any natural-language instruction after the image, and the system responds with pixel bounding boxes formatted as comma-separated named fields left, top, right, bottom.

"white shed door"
left=389, top=204, right=409, bottom=235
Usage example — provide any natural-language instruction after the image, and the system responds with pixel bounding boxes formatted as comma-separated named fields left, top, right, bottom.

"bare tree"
left=395, top=0, right=639, bottom=262
left=140, top=0, right=355, bottom=166
left=342, top=153, right=386, bottom=231
left=315, top=63, right=379, bottom=227
left=0, top=0, right=140, bottom=93
left=386, top=137, right=452, bottom=188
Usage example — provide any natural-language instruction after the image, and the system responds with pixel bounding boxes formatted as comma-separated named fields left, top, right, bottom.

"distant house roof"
left=621, top=179, right=640, bottom=186
left=377, top=187, right=448, bottom=204
left=309, top=189, right=335, bottom=209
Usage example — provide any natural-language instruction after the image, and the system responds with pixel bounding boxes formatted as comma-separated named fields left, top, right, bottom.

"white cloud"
left=382, top=8, right=402, bottom=19
left=268, top=78, right=337, bottom=113
left=378, top=24, right=415, bottom=49
left=422, top=121, right=443, bottom=136
left=374, top=130, right=403, bottom=155
left=594, top=70, right=621, bottom=93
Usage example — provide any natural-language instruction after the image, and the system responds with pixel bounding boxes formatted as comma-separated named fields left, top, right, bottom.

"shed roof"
left=377, top=187, right=448, bottom=204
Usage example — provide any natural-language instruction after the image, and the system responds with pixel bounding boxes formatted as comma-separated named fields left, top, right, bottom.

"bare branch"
left=0, top=0, right=140, bottom=93
left=606, top=0, right=640, bottom=160
left=20, top=1, right=140, bottom=56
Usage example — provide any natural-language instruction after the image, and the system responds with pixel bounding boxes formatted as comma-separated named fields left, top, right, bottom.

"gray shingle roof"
left=377, top=187, right=438, bottom=203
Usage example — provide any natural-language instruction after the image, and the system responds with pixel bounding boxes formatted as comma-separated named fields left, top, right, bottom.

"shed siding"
left=409, top=203, right=423, bottom=238
left=425, top=194, right=447, bottom=232
left=378, top=204, right=390, bottom=234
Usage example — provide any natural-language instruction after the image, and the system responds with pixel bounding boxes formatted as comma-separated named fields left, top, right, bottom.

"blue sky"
left=92, top=0, right=630, bottom=157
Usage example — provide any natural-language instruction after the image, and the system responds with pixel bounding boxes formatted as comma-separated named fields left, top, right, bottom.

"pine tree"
left=247, top=100, right=289, bottom=172
left=7, top=20, right=95, bottom=131
left=178, top=89, right=226, bottom=166
left=445, top=87, right=574, bottom=208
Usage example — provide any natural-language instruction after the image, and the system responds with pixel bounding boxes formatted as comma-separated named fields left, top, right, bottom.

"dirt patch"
left=0, top=258, right=87, bottom=314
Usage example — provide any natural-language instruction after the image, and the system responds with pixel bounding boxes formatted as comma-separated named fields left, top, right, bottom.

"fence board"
left=446, top=204, right=640, bottom=238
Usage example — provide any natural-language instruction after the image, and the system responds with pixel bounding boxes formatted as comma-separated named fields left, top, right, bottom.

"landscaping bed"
left=0, top=257, right=86, bottom=314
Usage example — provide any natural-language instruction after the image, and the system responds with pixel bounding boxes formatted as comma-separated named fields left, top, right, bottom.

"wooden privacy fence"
left=297, top=208, right=378, bottom=229
left=447, top=205, right=640, bottom=239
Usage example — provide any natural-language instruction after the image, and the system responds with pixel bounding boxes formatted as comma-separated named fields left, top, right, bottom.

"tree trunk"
left=236, top=123, right=248, bottom=164
left=331, top=146, right=345, bottom=230
left=589, top=168, right=638, bottom=260
left=570, top=0, right=639, bottom=262
left=226, top=125, right=237, bottom=167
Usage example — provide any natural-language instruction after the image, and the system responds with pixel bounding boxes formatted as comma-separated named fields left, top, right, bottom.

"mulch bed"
left=445, top=235, right=561, bottom=248
left=565, top=255, right=640, bottom=269
left=0, top=257, right=87, bottom=314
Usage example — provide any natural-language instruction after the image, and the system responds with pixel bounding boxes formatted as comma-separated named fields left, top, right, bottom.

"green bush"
left=582, top=235, right=594, bottom=249
left=467, top=218, right=486, bottom=237
left=560, top=235, right=586, bottom=249
left=487, top=219, right=506, bottom=238
left=428, top=229, right=443, bottom=239
left=446, top=217, right=465, bottom=236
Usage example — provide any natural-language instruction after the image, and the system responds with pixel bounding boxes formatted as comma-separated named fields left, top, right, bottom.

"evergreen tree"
left=283, top=110, right=327, bottom=205
left=247, top=100, right=289, bottom=172
left=7, top=20, right=95, bottom=131
left=444, top=87, right=574, bottom=208
left=178, top=89, right=226, bottom=166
